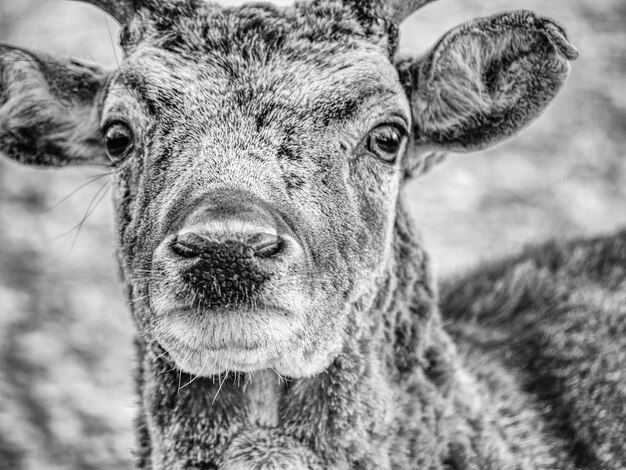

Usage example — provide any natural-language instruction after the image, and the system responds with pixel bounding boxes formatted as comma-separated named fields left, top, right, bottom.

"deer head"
left=0, top=0, right=577, bottom=378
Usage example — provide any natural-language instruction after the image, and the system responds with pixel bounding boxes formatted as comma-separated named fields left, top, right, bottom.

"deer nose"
left=166, top=190, right=299, bottom=266
left=154, top=191, right=305, bottom=310
left=160, top=193, right=303, bottom=308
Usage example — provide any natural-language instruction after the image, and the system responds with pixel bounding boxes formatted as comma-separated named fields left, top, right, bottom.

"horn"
left=387, top=0, right=438, bottom=23
left=71, top=0, right=138, bottom=24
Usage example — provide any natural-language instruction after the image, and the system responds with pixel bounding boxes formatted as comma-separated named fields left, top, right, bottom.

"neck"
left=131, top=204, right=459, bottom=469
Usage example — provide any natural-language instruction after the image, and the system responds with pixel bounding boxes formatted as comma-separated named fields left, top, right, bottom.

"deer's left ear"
left=396, top=10, right=578, bottom=161
left=0, top=45, right=109, bottom=167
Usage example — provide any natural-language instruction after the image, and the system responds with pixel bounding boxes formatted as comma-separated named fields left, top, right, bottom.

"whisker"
left=212, top=371, right=229, bottom=404
left=45, top=172, right=112, bottom=212
left=47, top=181, right=110, bottom=245
left=69, top=182, right=111, bottom=254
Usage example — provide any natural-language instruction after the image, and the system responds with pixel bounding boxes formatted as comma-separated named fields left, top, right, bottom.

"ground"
left=0, top=0, right=624, bottom=468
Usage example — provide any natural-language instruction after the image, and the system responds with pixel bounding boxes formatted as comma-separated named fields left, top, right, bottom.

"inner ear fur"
left=0, top=45, right=109, bottom=167
left=398, top=10, right=579, bottom=155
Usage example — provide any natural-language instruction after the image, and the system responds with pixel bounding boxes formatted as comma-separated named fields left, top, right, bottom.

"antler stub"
left=387, top=0, right=438, bottom=23
left=71, top=0, right=138, bottom=24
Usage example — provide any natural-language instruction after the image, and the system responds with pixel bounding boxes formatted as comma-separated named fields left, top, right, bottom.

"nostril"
left=171, top=232, right=210, bottom=258
left=246, top=232, right=281, bottom=258
left=170, top=231, right=282, bottom=260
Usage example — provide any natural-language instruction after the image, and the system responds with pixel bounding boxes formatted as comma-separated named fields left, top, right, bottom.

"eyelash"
left=364, top=123, right=408, bottom=163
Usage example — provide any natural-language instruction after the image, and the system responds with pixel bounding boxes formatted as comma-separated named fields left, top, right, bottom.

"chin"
left=166, top=344, right=280, bottom=376
left=152, top=307, right=345, bottom=378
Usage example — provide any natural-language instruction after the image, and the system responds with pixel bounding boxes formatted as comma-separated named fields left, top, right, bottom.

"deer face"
left=0, top=0, right=577, bottom=377
left=109, top=8, right=409, bottom=376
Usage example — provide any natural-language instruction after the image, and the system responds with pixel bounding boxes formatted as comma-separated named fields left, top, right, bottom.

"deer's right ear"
left=397, top=10, right=578, bottom=164
left=0, top=45, right=109, bottom=167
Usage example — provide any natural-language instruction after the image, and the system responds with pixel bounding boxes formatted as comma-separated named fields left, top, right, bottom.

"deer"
left=4, top=0, right=619, bottom=468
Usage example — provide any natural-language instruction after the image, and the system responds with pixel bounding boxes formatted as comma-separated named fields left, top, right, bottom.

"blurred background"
left=0, top=0, right=624, bottom=468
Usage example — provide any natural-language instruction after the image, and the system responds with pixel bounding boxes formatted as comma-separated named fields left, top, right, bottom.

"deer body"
left=443, top=229, right=626, bottom=470
left=5, top=1, right=622, bottom=469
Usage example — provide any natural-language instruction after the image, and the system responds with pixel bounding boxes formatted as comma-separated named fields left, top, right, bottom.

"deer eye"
left=104, top=122, right=134, bottom=161
left=366, top=125, right=406, bottom=163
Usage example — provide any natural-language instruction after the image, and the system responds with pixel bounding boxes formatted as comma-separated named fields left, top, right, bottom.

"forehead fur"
left=121, top=1, right=397, bottom=58
left=107, top=2, right=407, bottom=130
left=112, top=44, right=406, bottom=124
